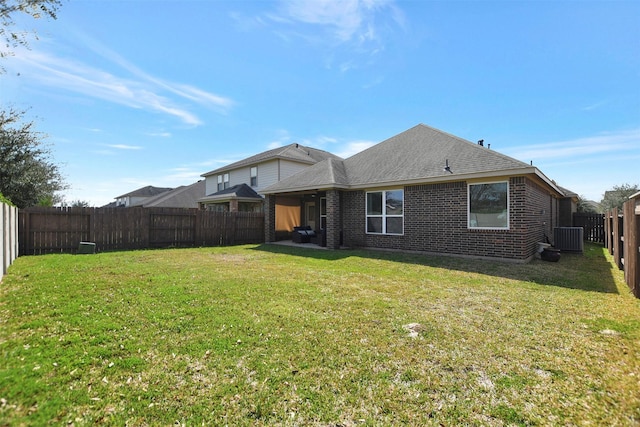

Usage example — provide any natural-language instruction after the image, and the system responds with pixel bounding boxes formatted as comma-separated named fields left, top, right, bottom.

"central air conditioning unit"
left=553, top=227, right=584, bottom=253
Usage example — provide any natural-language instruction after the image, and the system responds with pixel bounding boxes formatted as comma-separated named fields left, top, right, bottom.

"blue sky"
left=2, top=0, right=639, bottom=207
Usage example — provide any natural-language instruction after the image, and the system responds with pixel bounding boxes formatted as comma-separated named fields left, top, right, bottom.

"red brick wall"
left=340, top=176, right=557, bottom=260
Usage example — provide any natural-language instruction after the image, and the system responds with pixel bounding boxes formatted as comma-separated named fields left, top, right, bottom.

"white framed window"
left=217, top=174, right=230, bottom=191
left=250, top=167, right=258, bottom=187
left=366, top=189, right=404, bottom=235
left=468, top=181, right=509, bottom=229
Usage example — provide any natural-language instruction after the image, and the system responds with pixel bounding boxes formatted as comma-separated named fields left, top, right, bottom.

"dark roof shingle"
left=116, top=185, right=173, bottom=198
left=201, top=143, right=342, bottom=177
left=262, top=124, right=554, bottom=194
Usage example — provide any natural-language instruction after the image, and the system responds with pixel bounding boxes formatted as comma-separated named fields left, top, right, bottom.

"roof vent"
left=477, top=139, right=484, bottom=146
left=444, top=159, right=453, bottom=174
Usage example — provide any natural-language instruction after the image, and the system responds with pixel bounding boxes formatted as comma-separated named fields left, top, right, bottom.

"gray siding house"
left=262, top=124, right=570, bottom=261
left=199, top=144, right=341, bottom=216
left=113, top=186, right=173, bottom=207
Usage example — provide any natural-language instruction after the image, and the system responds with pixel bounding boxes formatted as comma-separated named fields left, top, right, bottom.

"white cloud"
left=147, top=131, right=172, bottom=138
left=335, top=140, right=376, bottom=158
left=8, top=45, right=233, bottom=126
left=106, top=144, right=142, bottom=150
left=165, top=168, right=203, bottom=183
left=265, top=128, right=293, bottom=149
left=503, top=128, right=640, bottom=163
left=502, top=128, right=640, bottom=202
left=267, top=141, right=285, bottom=149
left=280, top=0, right=366, bottom=42
left=582, top=100, right=609, bottom=111
left=268, top=0, right=406, bottom=64
left=264, top=130, right=373, bottom=158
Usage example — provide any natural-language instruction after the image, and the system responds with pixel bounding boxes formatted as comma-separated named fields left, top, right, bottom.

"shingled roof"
left=262, top=124, right=562, bottom=194
left=142, top=181, right=205, bottom=208
left=201, top=143, right=342, bottom=177
left=115, top=185, right=173, bottom=198
left=199, top=183, right=263, bottom=204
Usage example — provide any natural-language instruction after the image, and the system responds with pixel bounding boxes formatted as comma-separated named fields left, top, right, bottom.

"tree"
left=66, top=199, right=91, bottom=208
left=0, top=108, right=67, bottom=208
left=576, top=195, right=600, bottom=214
left=1, top=0, right=61, bottom=62
left=600, top=183, right=639, bottom=212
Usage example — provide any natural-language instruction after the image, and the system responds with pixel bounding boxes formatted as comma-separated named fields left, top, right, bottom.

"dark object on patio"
left=292, top=226, right=316, bottom=244
left=541, top=247, right=561, bottom=262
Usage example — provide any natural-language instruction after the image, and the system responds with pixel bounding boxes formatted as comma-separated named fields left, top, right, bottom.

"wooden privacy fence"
left=18, top=207, right=265, bottom=255
left=573, top=213, right=605, bottom=243
left=1, top=202, right=19, bottom=279
left=604, top=194, right=640, bottom=298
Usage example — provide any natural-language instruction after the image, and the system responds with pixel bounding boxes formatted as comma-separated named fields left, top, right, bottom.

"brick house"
left=261, top=124, right=571, bottom=261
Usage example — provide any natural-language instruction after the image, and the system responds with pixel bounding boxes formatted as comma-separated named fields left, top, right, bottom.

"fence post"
left=604, top=212, right=610, bottom=251
left=623, top=198, right=639, bottom=297
left=194, top=209, right=203, bottom=246
left=88, top=207, right=95, bottom=244
left=1, top=203, right=5, bottom=277
left=20, top=209, right=29, bottom=256
left=10, top=204, right=17, bottom=268
left=1, top=203, right=19, bottom=280
left=140, top=208, right=150, bottom=249
left=612, top=208, right=623, bottom=269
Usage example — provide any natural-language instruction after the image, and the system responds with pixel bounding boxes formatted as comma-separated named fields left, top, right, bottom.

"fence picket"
left=18, top=207, right=264, bottom=255
left=572, top=213, right=604, bottom=243
left=605, top=195, right=640, bottom=298
left=1, top=202, right=19, bottom=280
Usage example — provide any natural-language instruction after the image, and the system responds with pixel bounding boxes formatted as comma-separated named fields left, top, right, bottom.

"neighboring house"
left=112, top=186, right=173, bottom=207
left=557, top=185, right=578, bottom=226
left=199, top=144, right=342, bottom=215
left=139, top=180, right=205, bottom=208
left=262, top=124, right=573, bottom=261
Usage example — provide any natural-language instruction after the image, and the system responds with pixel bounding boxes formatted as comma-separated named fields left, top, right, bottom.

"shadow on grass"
left=252, top=242, right=620, bottom=294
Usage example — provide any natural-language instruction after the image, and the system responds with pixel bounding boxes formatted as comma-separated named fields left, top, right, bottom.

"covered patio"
left=264, top=190, right=342, bottom=249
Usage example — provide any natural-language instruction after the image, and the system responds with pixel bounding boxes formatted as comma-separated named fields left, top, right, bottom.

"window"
left=320, top=197, right=327, bottom=229
left=208, top=203, right=228, bottom=212
left=250, top=167, right=258, bottom=187
left=239, top=202, right=263, bottom=213
left=366, top=189, right=403, bottom=234
left=217, top=174, right=230, bottom=191
left=468, top=181, right=509, bottom=229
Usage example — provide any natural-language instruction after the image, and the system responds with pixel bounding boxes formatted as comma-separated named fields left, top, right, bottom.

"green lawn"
left=1, top=243, right=639, bottom=426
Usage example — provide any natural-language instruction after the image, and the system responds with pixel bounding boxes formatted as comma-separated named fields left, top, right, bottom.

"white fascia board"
left=260, top=167, right=566, bottom=196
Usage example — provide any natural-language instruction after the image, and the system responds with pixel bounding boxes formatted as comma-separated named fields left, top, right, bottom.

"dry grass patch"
left=1, top=243, right=638, bottom=425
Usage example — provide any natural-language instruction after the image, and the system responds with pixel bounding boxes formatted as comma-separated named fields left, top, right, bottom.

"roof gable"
left=343, top=124, right=530, bottom=186
left=116, top=185, right=173, bottom=198
left=142, top=181, right=205, bottom=208
left=262, top=124, right=555, bottom=194
left=201, top=143, right=342, bottom=177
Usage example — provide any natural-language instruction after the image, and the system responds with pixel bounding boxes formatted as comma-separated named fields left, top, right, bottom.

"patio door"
left=305, top=202, right=316, bottom=230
